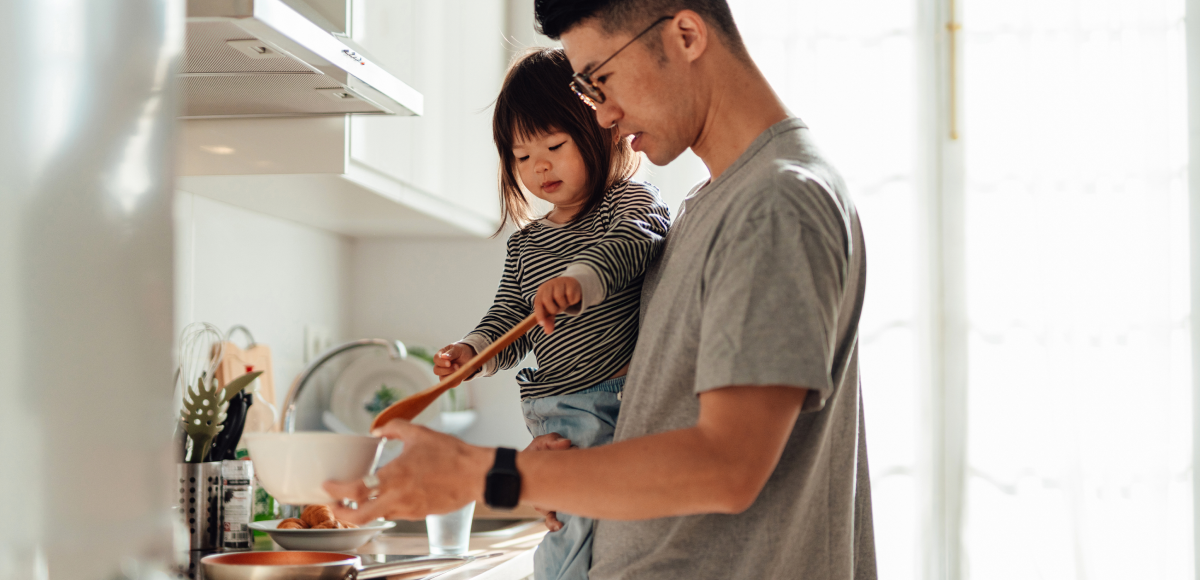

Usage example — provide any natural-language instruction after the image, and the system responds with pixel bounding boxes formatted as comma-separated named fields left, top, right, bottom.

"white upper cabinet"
left=177, top=0, right=513, bottom=237
left=349, top=0, right=507, bottom=232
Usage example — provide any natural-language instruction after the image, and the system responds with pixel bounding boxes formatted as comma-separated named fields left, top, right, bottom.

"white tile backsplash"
left=350, top=236, right=533, bottom=449
left=174, top=191, right=353, bottom=407
left=175, top=192, right=532, bottom=449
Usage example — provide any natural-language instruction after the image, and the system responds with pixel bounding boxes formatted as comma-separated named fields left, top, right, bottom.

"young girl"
left=432, top=48, right=670, bottom=580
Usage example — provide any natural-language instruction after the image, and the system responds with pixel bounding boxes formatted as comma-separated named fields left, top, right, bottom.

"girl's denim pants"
left=520, top=375, right=624, bottom=580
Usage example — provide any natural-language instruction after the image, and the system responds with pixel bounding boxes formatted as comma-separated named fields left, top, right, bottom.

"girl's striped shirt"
left=459, top=180, right=670, bottom=400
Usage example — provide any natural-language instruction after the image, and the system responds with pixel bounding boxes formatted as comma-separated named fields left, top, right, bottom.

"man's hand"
left=433, top=343, right=477, bottom=378
left=524, top=433, right=575, bottom=531
left=533, top=277, right=582, bottom=335
left=324, top=420, right=491, bottom=524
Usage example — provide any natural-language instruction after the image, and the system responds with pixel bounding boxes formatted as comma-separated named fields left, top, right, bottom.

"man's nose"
left=595, top=101, right=621, bottom=131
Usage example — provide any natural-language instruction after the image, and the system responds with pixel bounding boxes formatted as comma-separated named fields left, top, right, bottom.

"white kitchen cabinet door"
left=350, top=0, right=507, bottom=232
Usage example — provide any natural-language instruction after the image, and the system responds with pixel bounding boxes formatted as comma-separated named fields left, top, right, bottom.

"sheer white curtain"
left=641, top=1, right=1192, bottom=578
left=960, top=0, right=1191, bottom=578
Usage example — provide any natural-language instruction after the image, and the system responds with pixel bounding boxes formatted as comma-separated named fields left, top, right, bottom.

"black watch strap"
left=484, top=447, right=521, bottom=510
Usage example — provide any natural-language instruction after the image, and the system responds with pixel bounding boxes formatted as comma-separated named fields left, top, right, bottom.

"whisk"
left=177, top=323, right=226, bottom=462
left=178, top=322, right=225, bottom=392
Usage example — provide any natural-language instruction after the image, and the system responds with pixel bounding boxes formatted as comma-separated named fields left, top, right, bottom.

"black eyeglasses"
left=569, top=15, right=674, bottom=109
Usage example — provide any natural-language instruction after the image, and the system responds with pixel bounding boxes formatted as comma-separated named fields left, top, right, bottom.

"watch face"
left=485, top=472, right=521, bottom=509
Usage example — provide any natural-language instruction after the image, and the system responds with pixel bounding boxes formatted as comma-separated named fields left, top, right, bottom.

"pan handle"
left=355, top=556, right=471, bottom=579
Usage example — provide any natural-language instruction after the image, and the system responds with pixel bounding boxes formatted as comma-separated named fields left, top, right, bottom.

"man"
left=328, top=1, right=876, bottom=578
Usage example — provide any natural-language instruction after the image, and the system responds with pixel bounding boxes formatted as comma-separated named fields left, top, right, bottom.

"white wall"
left=350, top=236, right=534, bottom=449
left=634, top=151, right=709, bottom=217
left=174, top=193, right=535, bottom=448
left=175, top=192, right=353, bottom=405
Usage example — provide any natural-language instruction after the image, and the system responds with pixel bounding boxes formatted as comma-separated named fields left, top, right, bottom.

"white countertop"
left=273, top=521, right=548, bottom=580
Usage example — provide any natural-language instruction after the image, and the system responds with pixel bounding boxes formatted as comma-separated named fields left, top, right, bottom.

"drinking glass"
left=425, top=501, right=475, bottom=555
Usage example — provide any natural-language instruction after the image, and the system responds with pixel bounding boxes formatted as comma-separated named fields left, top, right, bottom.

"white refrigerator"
left=0, top=1, right=182, bottom=578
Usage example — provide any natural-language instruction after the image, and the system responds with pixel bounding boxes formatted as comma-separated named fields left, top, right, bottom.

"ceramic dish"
left=330, top=351, right=440, bottom=435
left=250, top=519, right=396, bottom=551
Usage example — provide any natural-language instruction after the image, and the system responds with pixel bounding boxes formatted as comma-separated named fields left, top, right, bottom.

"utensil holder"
left=173, top=549, right=215, bottom=580
left=176, top=462, right=223, bottom=551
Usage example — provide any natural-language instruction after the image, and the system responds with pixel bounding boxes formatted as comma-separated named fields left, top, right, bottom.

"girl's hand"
left=534, top=277, right=582, bottom=335
left=524, top=433, right=574, bottom=532
left=433, top=343, right=477, bottom=378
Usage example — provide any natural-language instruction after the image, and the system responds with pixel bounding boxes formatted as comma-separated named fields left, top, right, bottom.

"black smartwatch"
left=484, top=447, right=522, bottom=510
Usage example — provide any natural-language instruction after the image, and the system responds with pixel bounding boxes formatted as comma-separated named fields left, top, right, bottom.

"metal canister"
left=176, top=462, right=223, bottom=551
left=220, top=459, right=254, bottom=550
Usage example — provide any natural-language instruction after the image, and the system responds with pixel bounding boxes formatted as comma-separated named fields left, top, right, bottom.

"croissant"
left=301, top=505, right=335, bottom=527
left=312, top=520, right=342, bottom=529
left=338, top=520, right=358, bottom=529
left=277, top=518, right=307, bottom=529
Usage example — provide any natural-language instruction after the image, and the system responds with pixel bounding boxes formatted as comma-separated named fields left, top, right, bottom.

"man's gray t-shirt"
left=590, top=118, right=876, bottom=580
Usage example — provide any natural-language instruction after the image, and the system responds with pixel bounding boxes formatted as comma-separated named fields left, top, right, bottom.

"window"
left=960, top=0, right=1190, bottom=577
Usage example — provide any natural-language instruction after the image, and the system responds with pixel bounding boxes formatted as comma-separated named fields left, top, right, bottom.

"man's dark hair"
left=534, top=0, right=747, bottom=58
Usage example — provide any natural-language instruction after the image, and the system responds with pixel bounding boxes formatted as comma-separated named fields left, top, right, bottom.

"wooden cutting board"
left=214, top=341, right=278, bottom=433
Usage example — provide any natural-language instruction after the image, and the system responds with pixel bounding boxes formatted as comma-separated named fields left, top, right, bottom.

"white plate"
left=330, top=351, right=440, bottom=435
left=250, top=519, right=396, bottom=551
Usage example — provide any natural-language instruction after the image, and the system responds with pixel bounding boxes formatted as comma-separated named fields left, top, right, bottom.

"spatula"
left=371, top=313, right=539, bottom=430
left=181, top=370, right=264, bottom=463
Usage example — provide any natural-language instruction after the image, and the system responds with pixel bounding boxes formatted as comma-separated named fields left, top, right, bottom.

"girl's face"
left=511, top=130, right=589, bottom=222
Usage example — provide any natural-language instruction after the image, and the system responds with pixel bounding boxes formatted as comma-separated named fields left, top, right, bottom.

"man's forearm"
left=511, top=385, right=807, bottom=520
left=517, top=427, right=749, bottom=519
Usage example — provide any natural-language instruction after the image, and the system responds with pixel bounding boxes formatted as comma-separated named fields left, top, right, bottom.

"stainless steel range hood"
left=183, top=0, right=422, bottom=118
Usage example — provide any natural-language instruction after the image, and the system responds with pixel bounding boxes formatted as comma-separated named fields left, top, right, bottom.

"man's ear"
left=668, top=10, right=708, bottom=63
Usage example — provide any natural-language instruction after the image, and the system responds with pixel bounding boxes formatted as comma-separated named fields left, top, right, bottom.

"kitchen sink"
left=384, top=518, right=539, bottom=538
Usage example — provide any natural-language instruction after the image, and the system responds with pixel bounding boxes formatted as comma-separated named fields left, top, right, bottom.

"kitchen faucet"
left=280, top=339, right=408, bottom=433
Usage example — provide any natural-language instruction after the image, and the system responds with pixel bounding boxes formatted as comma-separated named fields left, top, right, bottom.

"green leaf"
left=364, top=384, right=401, bottom=416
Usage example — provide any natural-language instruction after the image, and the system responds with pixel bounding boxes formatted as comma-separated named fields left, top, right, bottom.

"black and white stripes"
left=462, top=180, right=670, bottom=400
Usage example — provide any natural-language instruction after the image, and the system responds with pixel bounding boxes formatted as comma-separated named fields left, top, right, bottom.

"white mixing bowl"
left=245, top=432, right=384, bottom=505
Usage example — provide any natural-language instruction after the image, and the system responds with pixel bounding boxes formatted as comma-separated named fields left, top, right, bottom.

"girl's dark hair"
left=493, top=47, right=638, bottom=234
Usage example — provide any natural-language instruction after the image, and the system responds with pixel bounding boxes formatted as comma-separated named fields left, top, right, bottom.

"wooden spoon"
left=370, top=314, right=539, bottom=430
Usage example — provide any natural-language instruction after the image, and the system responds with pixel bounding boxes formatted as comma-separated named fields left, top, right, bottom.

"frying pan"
left=200, top=551, right=468, bottom=580
left=371, top=314, right=538, bottom=430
